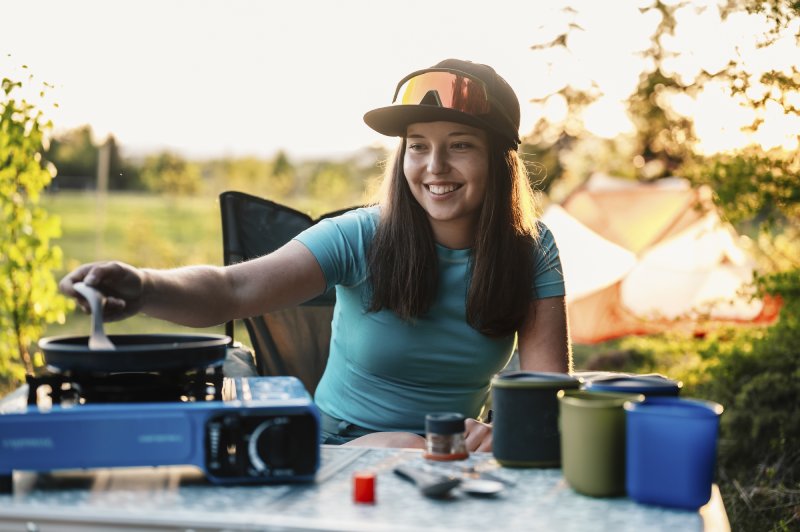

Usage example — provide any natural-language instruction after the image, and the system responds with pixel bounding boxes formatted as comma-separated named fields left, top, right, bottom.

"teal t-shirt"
left=294, top=207, right=565, bottom=433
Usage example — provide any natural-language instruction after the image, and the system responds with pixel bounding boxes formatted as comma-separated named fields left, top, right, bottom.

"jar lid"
left=425, top=412, right=466, bottom=434
left=584, top=375, right=682, bottom=395
left=491, top=371, right=581, bottom=389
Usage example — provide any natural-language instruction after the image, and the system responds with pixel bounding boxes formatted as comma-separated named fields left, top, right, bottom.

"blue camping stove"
left=0, top=375, right=320, bottom=493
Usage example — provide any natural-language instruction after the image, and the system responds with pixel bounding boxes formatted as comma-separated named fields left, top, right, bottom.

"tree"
left=308, top=162, right=352, bottom=204
left=528, top=0, right=799, bottom=228
left=141, top=151, right=202, bottom=195
left=104, top=134, right=143, bottom=191
left=45, top=126, right=143, bottom=190
left=269, top=150, right=296, bottom=198
left=45, top=125, right=97, bottom=181
left=0, top=73, right=70, bottom=383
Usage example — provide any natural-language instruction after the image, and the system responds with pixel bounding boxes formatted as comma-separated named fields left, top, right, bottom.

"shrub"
left=695, top=271, right=800, bottom=531
left=0, top=73, right=70, bottom=390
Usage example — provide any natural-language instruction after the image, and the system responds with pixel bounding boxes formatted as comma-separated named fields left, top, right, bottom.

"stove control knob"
left=247, top=416, right=291, bottom=474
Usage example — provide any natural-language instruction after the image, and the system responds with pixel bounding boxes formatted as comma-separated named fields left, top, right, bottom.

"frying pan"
left=39, top=333, right=231, bottom=373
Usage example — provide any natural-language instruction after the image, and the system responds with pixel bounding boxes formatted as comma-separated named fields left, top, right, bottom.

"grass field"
left=40, top=191, right=273, bottom=342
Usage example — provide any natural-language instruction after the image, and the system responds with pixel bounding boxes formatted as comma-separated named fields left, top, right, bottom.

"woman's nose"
left=427, top=147, right=450, bottom=175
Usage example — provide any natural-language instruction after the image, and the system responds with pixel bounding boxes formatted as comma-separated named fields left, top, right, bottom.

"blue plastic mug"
left=625, top=397, right=724, bottom=510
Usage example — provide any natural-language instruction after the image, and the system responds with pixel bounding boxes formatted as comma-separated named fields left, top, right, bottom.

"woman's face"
left=403, top=121, right=490, bottom=247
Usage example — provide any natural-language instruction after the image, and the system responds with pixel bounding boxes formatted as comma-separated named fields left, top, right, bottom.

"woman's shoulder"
left=312, top=205, right=381, bottom=243
left=322, top=205, right=380, bottom=231
left=523, top=220, right=560, bottom=269
left=329, top=205, right=379, bottom=222
left=533, top=219, right=557, bottom=248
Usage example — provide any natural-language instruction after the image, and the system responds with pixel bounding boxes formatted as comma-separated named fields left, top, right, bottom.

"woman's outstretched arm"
left=59, top=240, right=326, bottom=328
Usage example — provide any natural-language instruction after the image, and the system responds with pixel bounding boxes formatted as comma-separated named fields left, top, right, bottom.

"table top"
left=0, top=445, right=728, bottom=532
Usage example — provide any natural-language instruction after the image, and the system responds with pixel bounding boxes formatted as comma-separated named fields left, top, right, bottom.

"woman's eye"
left=452, top=142, right=471, bottom=150
left=408, top=143, right=426, bottom=151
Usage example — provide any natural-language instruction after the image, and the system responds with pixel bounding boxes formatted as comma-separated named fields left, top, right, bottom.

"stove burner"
left=26, top=363, right=224, bottom=407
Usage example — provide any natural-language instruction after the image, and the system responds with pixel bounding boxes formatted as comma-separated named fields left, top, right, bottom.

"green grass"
left=41, top=191, right=249, bottom=340
left=43, top=191, right=224, bottom=269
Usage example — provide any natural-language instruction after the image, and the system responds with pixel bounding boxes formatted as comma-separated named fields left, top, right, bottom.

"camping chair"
left=219, top=191, right=357, bottom=395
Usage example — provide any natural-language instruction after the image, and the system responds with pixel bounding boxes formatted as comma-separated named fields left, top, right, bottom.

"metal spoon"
left=417, top=463, right=507, bottom=497
left=459, top=478, right=505, bottom=497
left=394, top=464, right=461, bottom=498
left=73, top=282, right=116, bottom=350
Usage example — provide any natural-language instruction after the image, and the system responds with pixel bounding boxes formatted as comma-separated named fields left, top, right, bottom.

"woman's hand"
left=464, top=418, right=492, bottom=452
left=59, top=261, right=145, bottom=322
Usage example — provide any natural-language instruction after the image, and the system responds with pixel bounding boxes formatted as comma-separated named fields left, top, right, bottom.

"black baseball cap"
left=364, top=59, right=521, bottom=147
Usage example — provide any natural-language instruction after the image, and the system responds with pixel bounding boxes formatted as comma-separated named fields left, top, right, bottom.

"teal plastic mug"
left=558, top=390, right=644, bottom=497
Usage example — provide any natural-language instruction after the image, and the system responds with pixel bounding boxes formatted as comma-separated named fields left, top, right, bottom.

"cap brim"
left=364, top=105, right=491, bottom=138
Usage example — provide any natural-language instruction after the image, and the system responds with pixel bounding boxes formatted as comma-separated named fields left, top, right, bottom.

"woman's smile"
left=426, top=182, right=463, bottom=196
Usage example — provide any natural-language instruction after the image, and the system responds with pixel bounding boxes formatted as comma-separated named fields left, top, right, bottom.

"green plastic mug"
left=558, top=390, right=644, bottom=497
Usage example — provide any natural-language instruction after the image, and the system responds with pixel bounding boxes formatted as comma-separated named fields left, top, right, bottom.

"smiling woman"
left=319, top=59, right=571, bottom=447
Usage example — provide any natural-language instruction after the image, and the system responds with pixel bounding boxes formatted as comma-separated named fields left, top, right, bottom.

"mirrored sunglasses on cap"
left=392, top=68, right=492, bottom=116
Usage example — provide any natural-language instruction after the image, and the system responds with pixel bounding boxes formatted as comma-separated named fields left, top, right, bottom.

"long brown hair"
left=366, top=136, right=540, bottom=337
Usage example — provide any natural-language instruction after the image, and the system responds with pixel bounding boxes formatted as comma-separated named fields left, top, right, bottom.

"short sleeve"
left=292, top=207, right=378, bottom=290
left=533, top=222, right=566, bottom=299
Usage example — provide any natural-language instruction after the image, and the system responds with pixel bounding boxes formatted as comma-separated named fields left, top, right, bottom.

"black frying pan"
left=39, top=334, right=231, bottom=373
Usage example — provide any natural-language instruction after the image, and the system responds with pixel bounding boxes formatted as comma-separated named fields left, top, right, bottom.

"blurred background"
left=1, top=1, right=798, bottom=529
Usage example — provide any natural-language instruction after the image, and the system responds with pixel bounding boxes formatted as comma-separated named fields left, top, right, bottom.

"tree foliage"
left=526, top=2, right=799, bottom=529
left=0, top=73, right=70, bottom=385
left=45, top=125, right=96, bottom=179
left=528, top=0, right=799, bottom=229
left=45, top=125, right=143, bottom=190
left=141, top=151, right=202, bottom=195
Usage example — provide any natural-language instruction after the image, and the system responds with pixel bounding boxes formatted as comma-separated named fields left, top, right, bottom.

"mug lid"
left=624, top=397, right=724, bottom=418
left=557, top=389, right=645, bottom=408
left=585, top=375, right=682, bottom=394
left=492, top=371, right=581, bottom=389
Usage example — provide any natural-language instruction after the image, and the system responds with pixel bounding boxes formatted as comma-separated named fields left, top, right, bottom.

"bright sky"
left=3, top=0, right=797, bottom=159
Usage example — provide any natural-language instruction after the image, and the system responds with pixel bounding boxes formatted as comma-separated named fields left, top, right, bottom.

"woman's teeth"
left=427, top=184, right=460, bottom=195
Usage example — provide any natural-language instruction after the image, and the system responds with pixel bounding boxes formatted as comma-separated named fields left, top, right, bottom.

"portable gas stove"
left=0, top=359, right=320, bottom=494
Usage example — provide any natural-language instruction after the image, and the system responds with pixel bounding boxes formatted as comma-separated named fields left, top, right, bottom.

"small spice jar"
left=424, top=412, right=468, bottom=461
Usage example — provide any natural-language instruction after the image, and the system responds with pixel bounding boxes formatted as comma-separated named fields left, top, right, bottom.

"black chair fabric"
left=219, top=191, right=357, bottom=394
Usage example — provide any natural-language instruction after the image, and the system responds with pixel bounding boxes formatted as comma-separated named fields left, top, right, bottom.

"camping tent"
left=542, top=173, right=779, bottom=344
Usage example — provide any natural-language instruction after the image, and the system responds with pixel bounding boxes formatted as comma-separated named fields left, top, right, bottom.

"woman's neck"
left=429, top=218, right=477, bottom=249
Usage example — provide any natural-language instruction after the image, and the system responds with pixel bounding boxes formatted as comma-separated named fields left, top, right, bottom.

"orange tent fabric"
left=546, top=174, right=779, bottom=344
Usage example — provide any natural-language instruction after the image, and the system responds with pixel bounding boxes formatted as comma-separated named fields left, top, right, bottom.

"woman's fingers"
left=463, top=418, right=493, bottom=453
left=59, top=261, right=144, bottom=320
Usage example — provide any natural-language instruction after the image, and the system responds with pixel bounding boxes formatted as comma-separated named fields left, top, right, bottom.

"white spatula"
left=73, top=281, right=116, bottom=350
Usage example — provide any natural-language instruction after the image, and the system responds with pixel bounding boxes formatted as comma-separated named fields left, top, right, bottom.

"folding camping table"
left=0, top=445, right=729, bottom=531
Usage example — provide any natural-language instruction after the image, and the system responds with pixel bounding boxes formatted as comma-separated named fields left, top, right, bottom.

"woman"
left=60, top=59, right=570, bottom=452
